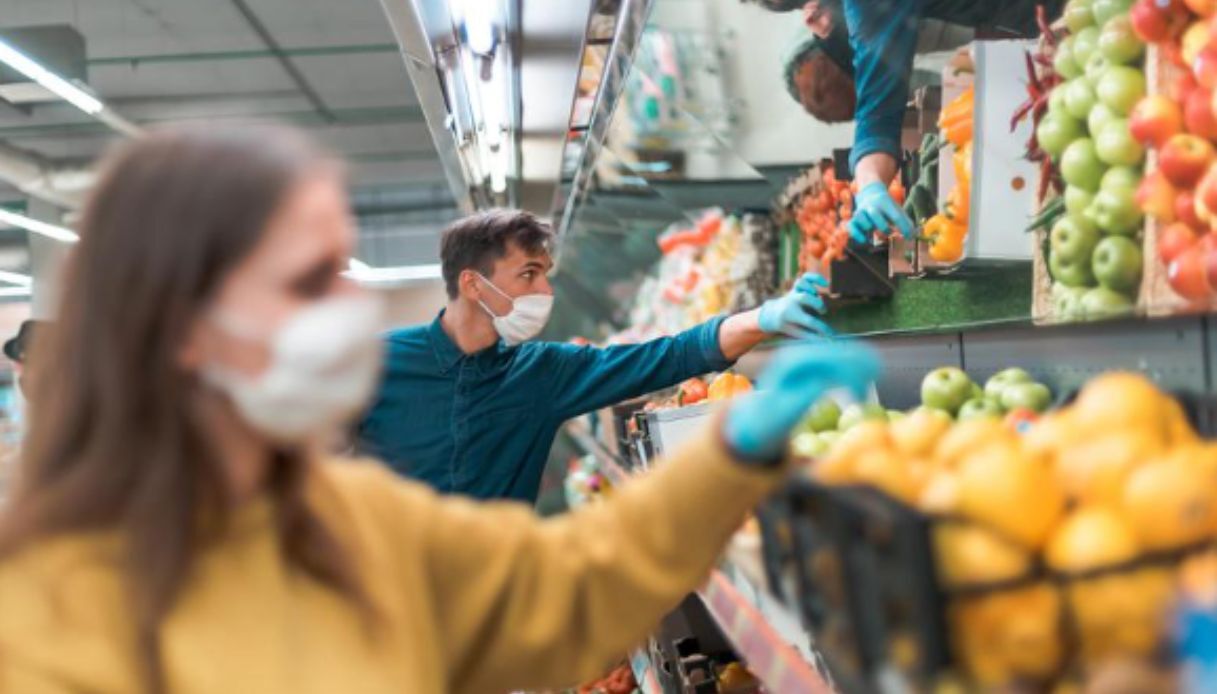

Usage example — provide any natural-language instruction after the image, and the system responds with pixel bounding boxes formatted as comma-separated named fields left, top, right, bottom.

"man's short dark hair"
left=440, top=209, right=553, bottom=299
left=741, top=0, right=806, bottom=11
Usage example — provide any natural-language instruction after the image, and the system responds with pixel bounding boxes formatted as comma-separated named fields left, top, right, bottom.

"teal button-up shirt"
left=356, top=312, right=732, bottom=502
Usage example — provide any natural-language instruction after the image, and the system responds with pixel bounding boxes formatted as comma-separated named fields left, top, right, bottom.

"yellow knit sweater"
left=0, top=428, right=782, bottom=693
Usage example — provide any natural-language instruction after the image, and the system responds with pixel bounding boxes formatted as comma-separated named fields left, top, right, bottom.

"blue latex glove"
left=757, top=272, right=832, bottom=339
left=724, top=341, right=881, bottom=462
left=847, top=181, right=915, bottom=244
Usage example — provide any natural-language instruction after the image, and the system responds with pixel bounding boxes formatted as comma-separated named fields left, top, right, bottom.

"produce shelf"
left=697, top=569, right=833, bottom=694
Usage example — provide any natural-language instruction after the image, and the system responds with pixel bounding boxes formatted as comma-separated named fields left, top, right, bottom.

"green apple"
left=1050, top=214, right=1101, bottom=264
left=1073, top=26, right=1100, bottom=66
left=1098, top=15, right=1145, bottom=65
left=1051, top=250, right=1098, bottom=287
left=1064, top=78, right=1099, bottom=120
left=1054, top=39, right=1082, bottom=80
left=1096, top=65, right=1146, bottom=116
left=920, top=367, right=974, bottom=415
left=1064, top=0, right=1094, bottom=32
left=1061, top=138, right=1107, bottom=192
left=971, top=382, right=984, bottom=400
left=791, top=431, right=830, bottom=458
left=1091, top=0, right=1133, bottom=25
left=1049, top=85, right=1071, bottom=118
left=1053, top=284, right=1089, bottom=320
left=1000, top=382, right=1053, bottom=413
left=838, top=402, right=888, bottom=430
left=984, top=367, right=1035, bottom=401
left=1083, top=51, right=1114, bottom=88
left=1095, top=119, right=1145, bottom=166
left=1092, top=235, right=1143, bottom=292
left=1064, top=186, right=1095, bottom=216
left=1086, top=186, right=1143, bottom=235
left=1080, top=286, right=1135, bottom=320
left=958, top=398, right=1006, bottom=421
left=803, top=398, right=842, bottom=433
left=1088, top=102, right=1120, bottom=137
left=1100, top=165, right=1141, bottom=191
left=1037, top=112, right=1086, bottom=158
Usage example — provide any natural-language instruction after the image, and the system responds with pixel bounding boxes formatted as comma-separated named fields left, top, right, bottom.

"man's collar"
left=428, top=309, right=464, bottom=373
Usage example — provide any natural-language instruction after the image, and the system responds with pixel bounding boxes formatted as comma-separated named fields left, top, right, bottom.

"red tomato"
left=1169, top=243, right=1214, bottom=300
left=1158, top=222, right=1201, bottom=263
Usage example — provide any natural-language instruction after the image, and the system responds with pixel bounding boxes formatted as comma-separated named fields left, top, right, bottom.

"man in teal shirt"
left=357, top=209, right=830, bottom=502
left=753, top=0, right=1062, bottom=241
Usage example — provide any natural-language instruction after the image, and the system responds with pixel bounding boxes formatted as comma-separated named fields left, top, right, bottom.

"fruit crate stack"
left=1030, top=1, right=1153, bottom=324
left=760, top=369, right=1217, bottom=691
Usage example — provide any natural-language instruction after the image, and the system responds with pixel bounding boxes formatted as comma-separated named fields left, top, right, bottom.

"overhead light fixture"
left=0, top=37, right=101, bottom=115
left=346, top=258, right=443, bottom=283
left=0, top=286, right=31, bottom=298
left=0, top=38, right=140, bottom=136
left=0, top=208, right=79, bottom=243
left=0, top=271, right=31, bottom=287
left=451, top=0, right=498, bottom=56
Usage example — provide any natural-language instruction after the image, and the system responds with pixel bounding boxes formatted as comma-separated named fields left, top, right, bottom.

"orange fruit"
left=949, top=582, right=1062, bottom=686
left=957, top=440, right=1065, bottom=549
left=1053, top=430, right=1164, bottom=507
left=933, top=419, right=1016, bottom=470
left=1045, top=507, right=1139, bottom=573
left=1022, top=410, right=1087, bottom=464
left=1066, top=567, right=1174, bottom=664
left=814, top=421, right=890, bottom=485
left=890, top=408, right=953, bottom=458
left=1123, top=449, right=1217, bottom=551
left=933, top=523, right=1032, bottom=588
left=918, top=469, right=960, bottom=514
left=1070, top=372, right=1171, bottom=442
left=853, top=448, right=918, bottom=504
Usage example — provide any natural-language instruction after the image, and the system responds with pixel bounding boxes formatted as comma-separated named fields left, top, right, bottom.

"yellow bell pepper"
left=708, top=372, right=754, bottom=401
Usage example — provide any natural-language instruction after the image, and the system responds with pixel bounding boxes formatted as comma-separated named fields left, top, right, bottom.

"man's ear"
left=458, top=269, right=482, bottom=301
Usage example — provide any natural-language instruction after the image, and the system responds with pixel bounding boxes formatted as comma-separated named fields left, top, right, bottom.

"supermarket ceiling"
left=0, top=0, right=458, bottom=268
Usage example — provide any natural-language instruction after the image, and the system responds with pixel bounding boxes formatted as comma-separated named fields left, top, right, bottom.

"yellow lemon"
left=933, top=523, right=1032, bottom=588
left=891, top=407, right=953, bottom=458
left=1046, top=506, right=1139, bottom=574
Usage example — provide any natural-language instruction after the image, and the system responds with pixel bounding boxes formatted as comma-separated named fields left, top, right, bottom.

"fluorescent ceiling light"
left=0, top=271, right=32, bottom=287
left=346, top=259, right=442, bottom=283
left=0, top=38, right=102, bottom=115
left=0, top=209, right=79, bottom=243
left=0, top=287, right=31, bottom=298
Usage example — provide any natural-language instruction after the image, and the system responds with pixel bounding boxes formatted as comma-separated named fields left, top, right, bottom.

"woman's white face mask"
left=476, top=273, right=553, bottom=346
left=202, top=293, right=384, bottom=443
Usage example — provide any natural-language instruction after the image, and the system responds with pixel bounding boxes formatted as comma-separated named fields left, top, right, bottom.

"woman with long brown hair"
left=0, top=124, right=877, bottom=693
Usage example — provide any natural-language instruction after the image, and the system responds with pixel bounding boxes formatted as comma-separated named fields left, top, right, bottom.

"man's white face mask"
left=476, top=273, right=553, bottom=346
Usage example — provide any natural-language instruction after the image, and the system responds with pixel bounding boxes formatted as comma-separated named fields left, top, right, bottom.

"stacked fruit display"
left=1129, top=0, right=1217, bottom=303
left=798, top=370, right=1214, bottom=688
left=1040, top=0, right=1149, bottom=319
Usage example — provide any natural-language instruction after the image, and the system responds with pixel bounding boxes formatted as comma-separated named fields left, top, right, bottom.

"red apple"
left=1196, top=46, right=1217, bottom=90
left=1168, top=69, right=1199, bottom=103
left=1133, top=0, right=1189, bottom=42
left=1187, top=88, right=1217, bottom=137
left=1187, top=0, right=1217, bottom=18
left=1159, top=222, right=1201, bottom=262
left=1169, top=243, right=1213, bottom=300
left=1185, top=21, right=1213, bottom=65
left=1137, top=171, right=1179, bottom=222
left=1178, top=189, right=1208, bottom=230
left=1130, top=95, right=1184, bottom=146
left=1160, top=133, right=1217, bottom=187
left=1201, top=233, right=1217, bottom=289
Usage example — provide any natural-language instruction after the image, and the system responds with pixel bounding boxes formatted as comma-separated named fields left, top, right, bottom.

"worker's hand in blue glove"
left=847, top=181, right=915, bottom=244
left=757, top=272, right=832, bottom=339
left=723, top=341, right=880, bottom=462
